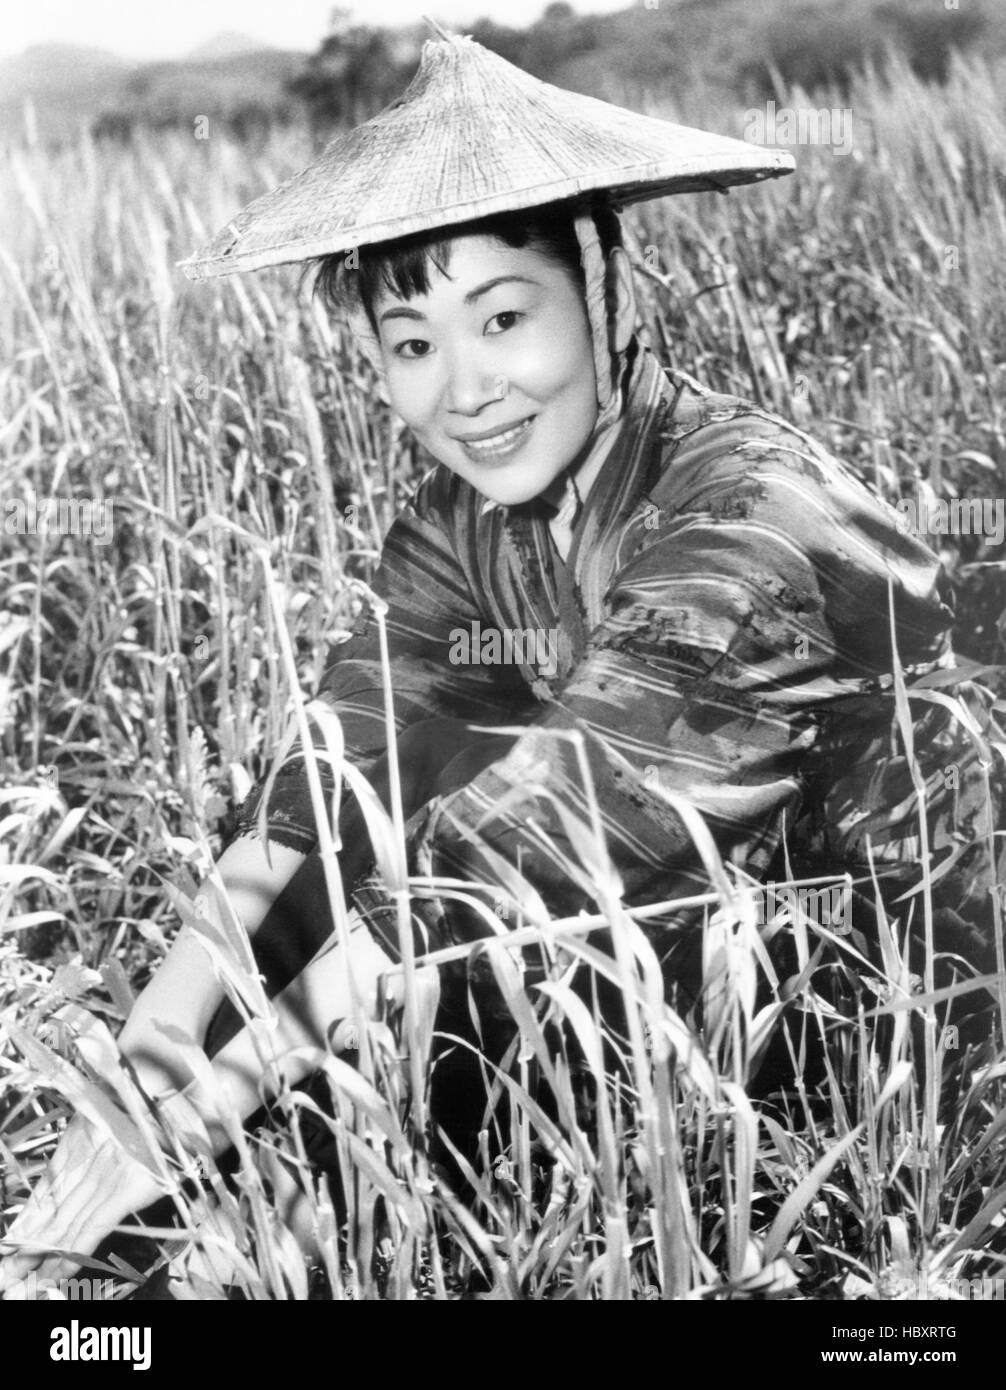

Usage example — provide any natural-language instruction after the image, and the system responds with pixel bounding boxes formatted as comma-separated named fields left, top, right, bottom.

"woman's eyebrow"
left=378, top=275, right=541, bottom=325
left=462, top=274, right=540, bottom=304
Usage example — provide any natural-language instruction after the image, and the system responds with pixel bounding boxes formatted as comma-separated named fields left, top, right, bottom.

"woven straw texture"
left=178, top=33, right=794, bottom=281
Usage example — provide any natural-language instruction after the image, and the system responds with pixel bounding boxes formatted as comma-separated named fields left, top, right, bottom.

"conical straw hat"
left=177, top=32, right=793, bottom=282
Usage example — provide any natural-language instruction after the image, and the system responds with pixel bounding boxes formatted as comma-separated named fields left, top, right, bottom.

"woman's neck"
left=539, top=385, right=626, bottom=516
left=544, top=386, right=626, bottom=562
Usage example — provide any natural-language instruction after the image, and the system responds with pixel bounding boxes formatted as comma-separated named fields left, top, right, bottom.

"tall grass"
left=1, top=52, right=1005, bottom=1299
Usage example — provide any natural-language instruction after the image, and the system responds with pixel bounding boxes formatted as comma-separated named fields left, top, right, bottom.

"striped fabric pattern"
left=226, top=336, right=1005, bottom=976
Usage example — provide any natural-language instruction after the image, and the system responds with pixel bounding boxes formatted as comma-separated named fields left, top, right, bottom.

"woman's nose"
left=442, top=351, right=509, bottom=415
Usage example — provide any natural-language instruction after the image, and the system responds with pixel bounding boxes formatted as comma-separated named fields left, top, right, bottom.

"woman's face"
left=372, top=234, right=599, bottom=507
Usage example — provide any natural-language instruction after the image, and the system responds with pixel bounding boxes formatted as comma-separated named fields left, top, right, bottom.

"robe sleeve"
left=222, top=468, right=534, bottom=856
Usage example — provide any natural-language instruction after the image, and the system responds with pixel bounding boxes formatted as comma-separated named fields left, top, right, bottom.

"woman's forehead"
left=371, top=235, right=561, bottom=310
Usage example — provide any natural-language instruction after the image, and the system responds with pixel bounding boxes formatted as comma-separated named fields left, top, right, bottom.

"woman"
left=1, top=32, right=1002, bottom=1297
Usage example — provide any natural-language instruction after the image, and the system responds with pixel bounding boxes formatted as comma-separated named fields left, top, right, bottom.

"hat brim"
left=179, top=154, right=793, bottom=281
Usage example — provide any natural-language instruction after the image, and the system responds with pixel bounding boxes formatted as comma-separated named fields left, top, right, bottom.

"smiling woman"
left=377, top=236, right=604, bottom=507
left=360, top=231, right=624, bottom=507
left=309, top=204, right=629, bottom=508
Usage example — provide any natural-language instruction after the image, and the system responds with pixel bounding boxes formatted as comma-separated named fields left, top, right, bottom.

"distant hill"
left=0, top=41, right=128, bottom=102
left=3, top=0, right=1004, bottom=150
left=0, top=37, right=307, bottom=146
left=185, top=32, right=273, bottom=61
left=92, top=49, right=309, bottom=139
left=0, top=43, right=129, bottom=143
left=463, top=0, right=1006, bottom=111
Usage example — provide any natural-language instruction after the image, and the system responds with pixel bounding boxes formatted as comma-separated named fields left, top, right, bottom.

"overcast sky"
left=1, top=0, right=626, bottom=60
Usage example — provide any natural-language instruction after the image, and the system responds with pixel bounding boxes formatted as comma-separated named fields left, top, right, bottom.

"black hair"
left=304, top=200, right=624, bottom=338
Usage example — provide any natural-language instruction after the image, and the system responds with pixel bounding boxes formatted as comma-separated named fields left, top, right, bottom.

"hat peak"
left=419, top=14, right=467, bottom=43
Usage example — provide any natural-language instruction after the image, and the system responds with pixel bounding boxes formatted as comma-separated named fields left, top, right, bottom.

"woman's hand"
left=0, top=1114, right=164, bottom=1299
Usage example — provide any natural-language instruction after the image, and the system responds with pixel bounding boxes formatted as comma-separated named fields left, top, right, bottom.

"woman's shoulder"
left=653, top=372, right=878, bottom=518
left=645, top=371, right=947, bottom=584
left=619, top=366, right=957, bottom=678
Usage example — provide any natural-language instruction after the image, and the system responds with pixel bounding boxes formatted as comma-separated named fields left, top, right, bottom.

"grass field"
left=1, top=48, right=1006, bottom=1299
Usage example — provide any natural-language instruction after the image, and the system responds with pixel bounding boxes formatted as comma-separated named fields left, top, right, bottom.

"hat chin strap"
left=345, top=205, right=623, bottom=426
left=573, top=206, right=624, bottom=430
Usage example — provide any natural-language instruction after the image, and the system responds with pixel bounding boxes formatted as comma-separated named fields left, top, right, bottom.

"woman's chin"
left=430, top=434, right=577, bottom=507
left=475, top=480, right=551, bottom=508
left=463, top=458, right=569, bottom=509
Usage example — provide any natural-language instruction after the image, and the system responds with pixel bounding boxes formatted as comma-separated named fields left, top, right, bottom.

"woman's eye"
left=391, top=312, right=523, bottom=356
left=486, top=310, right=523, bottom=334
left=393, top=339, right=433, bottom=359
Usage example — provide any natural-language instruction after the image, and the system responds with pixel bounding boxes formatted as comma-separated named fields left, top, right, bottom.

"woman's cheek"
left=386, top=373, right=431, bottom=433
left=504, top=333, right=570, bottom=397
left=517, top=321, right=596, bottom=405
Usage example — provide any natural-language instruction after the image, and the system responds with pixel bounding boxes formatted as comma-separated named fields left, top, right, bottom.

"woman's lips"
left=456, top=415, right=536, bottom=463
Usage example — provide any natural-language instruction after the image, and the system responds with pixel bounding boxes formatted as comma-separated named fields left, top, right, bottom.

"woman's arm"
left=1, top=469, right=519, bottom=1294
left=0, top=836, right=336, bottom=1295
left=0, top=856, right=398, bottom=1296
left=224, top=470, right=536, bottom=857
left=115, top=838, right=311, bottom=1097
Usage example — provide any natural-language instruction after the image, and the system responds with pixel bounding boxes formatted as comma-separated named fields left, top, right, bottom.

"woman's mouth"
left=456, top=415, right=536, bottom=463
